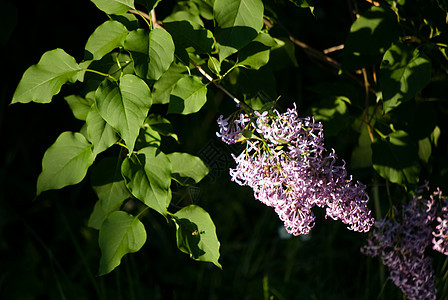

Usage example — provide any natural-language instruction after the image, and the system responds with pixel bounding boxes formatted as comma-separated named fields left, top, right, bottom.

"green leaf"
left=208, top=56, right=221, bottom=75
left=91, top=0, right=135, bottom=15
left=152, top=62, right=188, bottom=104
left=380, top=43, right=432, bottom=113
left=236, top=32, right=276, bottom=70
left=167, top=153, right=209, bottom=185
left=12, top=49, right=83, bottom=104
left=214, top=0, right=264, bottom=61
left=64, top=92, right=95, bottom=121
left=98, top=211, right=146, bottom=276
left=172, top=205, right=221, bottom=268
left=311, top=96, right=350, bottom=137
left=95, top=74, right=152, bottom=153
left=145, top=114, right=179, bottom=141
left=372, top=130, right=420, bottom=186
left=84, top=20, right=129, bottom=61
left=167, top=76, right=207, bottom=114
left=89, top=157, right=130, bottom=229
left=36, top=132, right=96, bottom=195
left=342, top=6, right=401, bottom=71
left=86, top=106, right=119, bottom=155
left=135, top=123, right=161, bottom=150
left=289, top=0, right=313, bottom=8
left=124, top=28, right=175, bottom=80
left=164, top=21, right=214, bottom=56
left=121, top=147, right=172, bottom=216
left=267, top=37, right=298, bottom=70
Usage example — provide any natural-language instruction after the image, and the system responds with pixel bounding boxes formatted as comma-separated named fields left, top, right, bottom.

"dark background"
left=1, top=0, right=443, bottom=299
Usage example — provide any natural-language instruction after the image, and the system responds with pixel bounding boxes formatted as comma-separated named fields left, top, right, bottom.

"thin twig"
left=323, top=44, right=344, bottom=54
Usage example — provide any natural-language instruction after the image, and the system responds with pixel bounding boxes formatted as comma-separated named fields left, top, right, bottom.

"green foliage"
left=98, top=211, right=146, bottom=276
left=6, top=0, right=448, bottom=298
left=36, top=132, right=96, bottom=195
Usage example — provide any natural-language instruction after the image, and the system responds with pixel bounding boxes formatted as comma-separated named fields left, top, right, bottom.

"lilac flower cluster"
left=362, top=187, right=448, bottom=300
left=216, top=105, right=374, bottom=236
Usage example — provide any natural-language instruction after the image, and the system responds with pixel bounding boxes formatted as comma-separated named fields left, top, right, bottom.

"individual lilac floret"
left=216, top=113, right=249, bottom=144
left=362, top=187, right=448, bottom=300
left=219, top=104, right=374, bottom=236
left=432, top=189, right=448, bottom=255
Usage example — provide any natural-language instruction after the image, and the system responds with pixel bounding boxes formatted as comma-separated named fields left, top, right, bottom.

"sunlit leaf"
left=124, top=28, right=175, bottom=80
left=167, top=76, right=207, bottom=114
left=343, top=6, right=401, bottom=70
left=167, top=152, right=209, bottom=185
left=98, top=211, right=146, bottom=275
left=89, top=157, right=130, bottom=229
left=214, top=0, right=264, bottom=61
left=84, top=20, right=129, bottom=60
left=380, top=43, right=432, bottom=113
left=172, top=205, right=222, bottom=268
left=91, top=0, right=135, bottom=15
left=36, top=132, right=95, bottom=195
left=86, top=106, right=119, bottom=155
left=12, top=49, right=82, bottom=104
left=121, top=147, right=172, bottom=216
left=64, top=92, right=95, bottom=121
left=372, top=130, right=420, bottom=186
left=95, top=74, right=152, bottom=153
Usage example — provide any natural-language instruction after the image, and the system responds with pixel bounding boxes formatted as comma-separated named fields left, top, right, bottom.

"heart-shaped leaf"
left=121, top=147, right=172, bottom=216
left=167, top=152, right=209, bottom=185
left=37, top=132, right=96, bottom=195
left=124, top=28, right=175, bottom=80
left=172, top=205, right=222, bottom=268
left=167, top=76, right=207, bottom=114
left=95, top=74, right=152, bottom=153
left=98, top=211, right=146, bottom=275
left=84, top=20, right=129, bottom=61
left=214, top=0, right=264, bottom=61
left=12, top=49, right=83, bottom=104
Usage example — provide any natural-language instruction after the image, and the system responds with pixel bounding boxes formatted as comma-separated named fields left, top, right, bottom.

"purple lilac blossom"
left=217, top=105, right=374, bottom=236
left=362, top=187, right=448, bottom=300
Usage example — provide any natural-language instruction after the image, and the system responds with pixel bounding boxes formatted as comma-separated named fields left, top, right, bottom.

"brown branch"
left=263, top=18, right=376, bottom=94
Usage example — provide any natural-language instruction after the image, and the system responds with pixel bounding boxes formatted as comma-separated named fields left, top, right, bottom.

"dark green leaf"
left=152, top=62, right=188, bottom=104
left=343, top=6, right=401, bottom=70
left=214, top=0, right=264, bottom=61
left=380, top=43, right=432, bottom=113
left=89, top=157, right=130, bottom=229
left=236, top=32, right=276, bottom=70
left=124, top=28, right=175, bottom=80
left=98, top=211, right=146, bottom=275
left=86, top=106, right=119, bottom=155
left=36, top=132, right=96, bottom=195
left=145, top=114, right=179, bottom=141
left=372, top=130, right=420, bottom=186
left=173, top=205, right=222, bottom=268
left=164, top=21, right=214, bottom=54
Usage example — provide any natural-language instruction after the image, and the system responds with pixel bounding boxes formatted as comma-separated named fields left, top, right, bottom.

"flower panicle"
left=217, top=104, right=374, bottom=236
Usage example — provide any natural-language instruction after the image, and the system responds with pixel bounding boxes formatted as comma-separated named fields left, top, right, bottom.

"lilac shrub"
left=362, top=187, right=448, bottom=300
left=216, top=105, right=374, bottom=236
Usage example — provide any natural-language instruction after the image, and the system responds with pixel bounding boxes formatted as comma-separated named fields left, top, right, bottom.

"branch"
left=263, top=18, right=376, bottom=94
